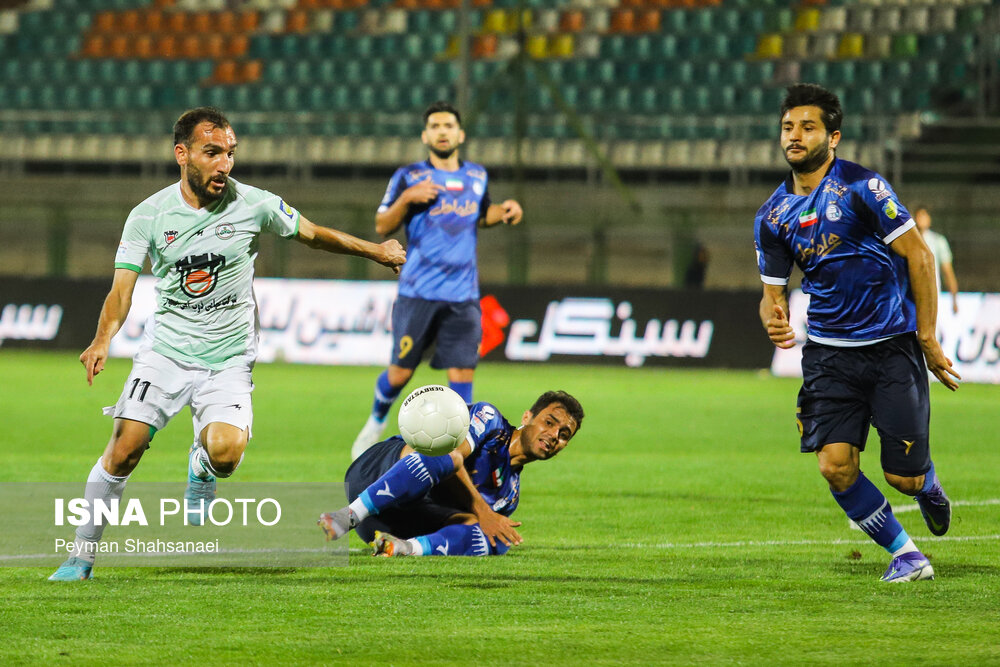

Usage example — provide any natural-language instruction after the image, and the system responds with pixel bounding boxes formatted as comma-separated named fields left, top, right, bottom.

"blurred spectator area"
left=0, top=0, right=997, bottom=177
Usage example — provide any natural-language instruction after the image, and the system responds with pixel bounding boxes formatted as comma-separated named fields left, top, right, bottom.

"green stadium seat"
left=635, top=86, right=658, bottom=115
left=729, top=34, right=757, bottom=59
left=248, top=36, right=274, bottom=60
left=96, top=60, right=119, bottom=85
left=601, top=35, right=626, bottom=60
left=695, top=61, right=722, bottom=86
left=662, top=87, right=685, bottom=115
left=740, top=86, right=768, bottom=115
left=231, top=85, right=253, bottom=112
left=717, top=8, right=741, bottom=34
left=654, top=34, right=678, bottom=60
left=767, top=8, right=794, bottom=32
left=829, top=61, right=856, bottom=87
left=36, top=83, right=58, bottom=110
left=662, top=9, right=687, bottom=34
left=291, top=60, right=312, bottom=85
left=594, top=60, right=615, bottom=86
left=741, top=8, right=768, bottom=33
left=626, top=35, right=653, bottom=61
left=902, top=88, right=930, bottom=111
left=856, top=61, right=884, bottom=87
left=265, top=60, right=288, bottom=83
left=667, top=61, right=694, bottom=86
left=688, top=9, right=714, bottom=34
left=891, top=34, right=918, bottom=59
left=309, top=59, right=337, bottom=85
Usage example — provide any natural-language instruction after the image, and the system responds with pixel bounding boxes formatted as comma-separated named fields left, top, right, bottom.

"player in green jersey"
left=48, top=107, right=405, bottom=581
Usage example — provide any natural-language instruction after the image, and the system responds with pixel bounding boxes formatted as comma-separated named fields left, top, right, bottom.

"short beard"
left=187, top=165, right=225, bottom=204
left=785, top=142, right=831, bottom=175
left=429, top=145, right=456, bottom=160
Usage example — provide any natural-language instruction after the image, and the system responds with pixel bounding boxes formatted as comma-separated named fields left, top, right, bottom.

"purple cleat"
left=915, top=481, right=951, bottom=536
left=881, top=552, right=934, bottom=583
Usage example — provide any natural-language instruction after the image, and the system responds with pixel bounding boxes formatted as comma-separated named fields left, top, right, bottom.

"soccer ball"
left=397, top=385, right=470, bottom=456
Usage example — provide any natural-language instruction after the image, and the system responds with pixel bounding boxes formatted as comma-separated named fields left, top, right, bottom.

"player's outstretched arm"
left=296, top=216, right=406, bottom=274
left=481, top=200, right=523, bottom=227
left=80, top=268, right=139, bottom=386
left=760, top=283, right=795, bottom=349
left=375, top=177, right=443, bottom=236
left=890, top=228, right=961, bottom=390
left=442, top=439, right=523, bottom=547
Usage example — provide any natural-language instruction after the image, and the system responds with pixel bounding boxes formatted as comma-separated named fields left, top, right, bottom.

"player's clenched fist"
left=498, top=199, right=523, bottom=225
left=404, top=177, right=444, bottom=206
left=378, top=239, right=406, bottom=274
left=766, top=304, right=796, bottom=349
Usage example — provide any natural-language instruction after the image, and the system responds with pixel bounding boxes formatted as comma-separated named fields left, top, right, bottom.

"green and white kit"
left=115, top=178, right=300, bottom=369
left=107, top=178, right=300, bottom=435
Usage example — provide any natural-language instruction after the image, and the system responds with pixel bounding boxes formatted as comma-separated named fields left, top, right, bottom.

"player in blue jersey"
left=351, top=101, right=524, bottom=459
left=754, top=84, right=961, bottom=583
left=321, top=390, right=582, bottom=556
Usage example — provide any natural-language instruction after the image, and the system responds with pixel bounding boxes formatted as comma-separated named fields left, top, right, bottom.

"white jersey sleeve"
left=260, top=192, right=301, bottom=238
left=115, top=206, right=153, bottom=272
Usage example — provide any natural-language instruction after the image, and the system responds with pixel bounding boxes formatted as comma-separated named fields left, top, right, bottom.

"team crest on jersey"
left=825, top=203, right=842, bottom=221
left=163, top=230, right=179, bottom=245
left=472, top=181, right=484, bottom=196
left=215, top=223, right=235, bottom=240
left=471, top=405, right=496, bottom=436
left=175, top=253, right=226, bottom=299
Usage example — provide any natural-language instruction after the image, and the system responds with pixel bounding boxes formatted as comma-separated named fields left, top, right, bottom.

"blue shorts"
left=797, top=333, right=931, bottom=477
left=344, top=437, right=464, bottom=543
left=390, top=295, right=482, bottom=370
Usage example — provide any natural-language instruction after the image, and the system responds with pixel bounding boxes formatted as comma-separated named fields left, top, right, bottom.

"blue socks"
left=919, top=462, right=937, bottom=495
left=449, top=381, right=473, bottom=405
left=357, top=452, right=456, bottom=516
left=415, top=524, right=506, bottom=557
left=832, top=473, right=911, bottom=554
left=372, top=371, right=403, bottom=421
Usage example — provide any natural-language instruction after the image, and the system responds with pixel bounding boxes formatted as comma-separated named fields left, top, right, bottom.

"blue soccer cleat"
left=881, top=552, right=934, bottom=583
left=185, top=445, right=216, bottom=526
left=915, top=481, right=951, bottom=536
left=48, top=557, right=93, bottom=581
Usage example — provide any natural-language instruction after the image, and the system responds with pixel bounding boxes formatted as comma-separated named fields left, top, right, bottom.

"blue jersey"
left=379, top=160, right=491, bottom=302
left=464, top=402, right=521, bottom=516
left=754, top=158, right=917, bottom=345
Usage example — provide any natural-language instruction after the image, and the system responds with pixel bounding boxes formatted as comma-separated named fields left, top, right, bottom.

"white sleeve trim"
left=760, top=275, right=789, bottom=286
left=883, top=219, right=915, bottom=245
left=464, top=432, right=477, bottom=454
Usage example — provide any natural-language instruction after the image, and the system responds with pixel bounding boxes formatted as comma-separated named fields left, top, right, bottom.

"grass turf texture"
left=1, top=350, right=999, bottom=665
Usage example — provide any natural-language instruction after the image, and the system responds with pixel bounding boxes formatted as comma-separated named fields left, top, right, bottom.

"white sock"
left=70, top=538, right=99, bottom=565
left=892, top=538, right=919, bottom=558
left=406, top=538, right=424, bottom=556
left=347, top=498, right=370, bottom=523
left=189, top=446, right=215, bottom=480
left=74, top=457, right=129, bottom=548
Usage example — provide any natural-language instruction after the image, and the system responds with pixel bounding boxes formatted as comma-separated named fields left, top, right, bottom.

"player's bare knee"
left=884, top=472, right=922, bottom=495
left=817, top=459, right=858, bottom=491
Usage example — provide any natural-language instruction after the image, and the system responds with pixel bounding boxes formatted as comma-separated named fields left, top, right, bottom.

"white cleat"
left=351, top=415, right=387, bottom=460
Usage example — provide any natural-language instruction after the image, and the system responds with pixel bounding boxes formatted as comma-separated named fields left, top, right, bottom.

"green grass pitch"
left=1, top=350, right=998, bottom=665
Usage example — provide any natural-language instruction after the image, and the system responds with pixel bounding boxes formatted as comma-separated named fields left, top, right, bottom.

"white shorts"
left=104, top=349, right=254, bottom=442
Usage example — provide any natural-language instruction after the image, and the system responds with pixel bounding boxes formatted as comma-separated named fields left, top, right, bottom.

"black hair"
left=423, top=101, right=462, bottom=127
left=173, top=107, right=231, bottom=147
left=530, top=391, right=585, bottom=432
left=780, top=84, right=843, bottom=134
